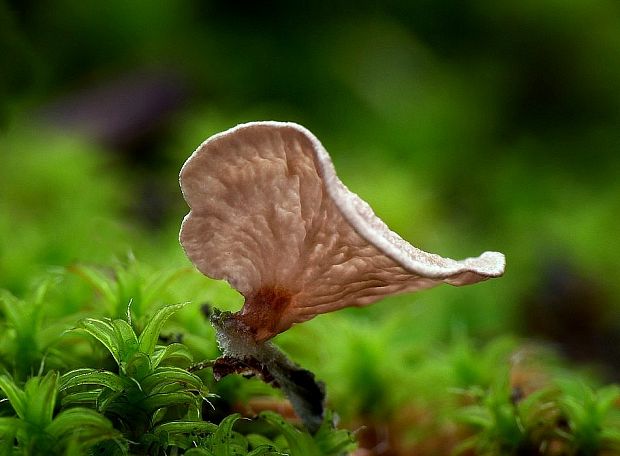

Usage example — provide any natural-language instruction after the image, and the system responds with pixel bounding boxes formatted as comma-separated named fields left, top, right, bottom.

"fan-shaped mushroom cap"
left=180, top=122, right=505, bottom=341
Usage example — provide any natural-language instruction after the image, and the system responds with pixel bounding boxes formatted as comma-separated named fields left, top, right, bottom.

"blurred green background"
left=2, top=0, right=620, bottom=442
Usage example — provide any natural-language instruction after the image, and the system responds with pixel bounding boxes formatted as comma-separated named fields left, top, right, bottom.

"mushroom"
left=179, top=121, right=505, bottom=343
left=180, top=121, right=505, bottom=432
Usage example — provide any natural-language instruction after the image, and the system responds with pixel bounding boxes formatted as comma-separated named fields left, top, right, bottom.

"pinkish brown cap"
left=180, top=122, right=505, bottom=341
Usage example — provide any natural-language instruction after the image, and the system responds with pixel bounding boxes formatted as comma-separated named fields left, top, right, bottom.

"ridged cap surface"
left=180, top=122, right=505, bottom=341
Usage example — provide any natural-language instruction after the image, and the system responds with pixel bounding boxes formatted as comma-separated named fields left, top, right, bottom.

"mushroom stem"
left=210, top=309, right=326, bottom=433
